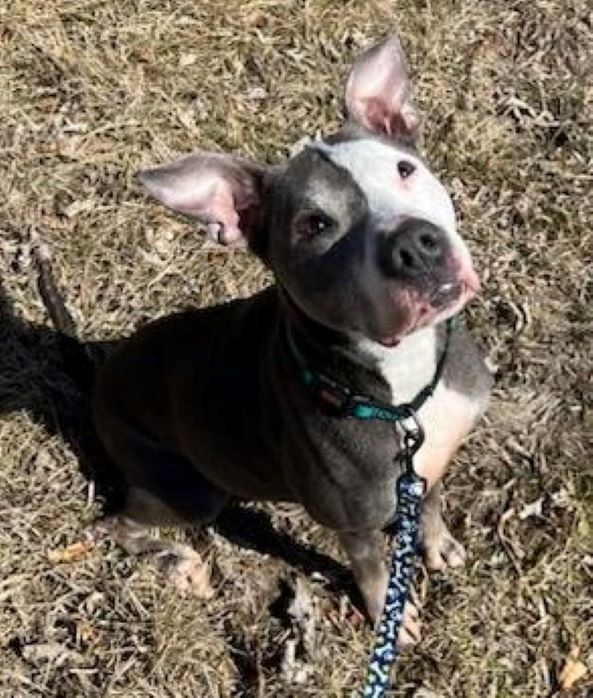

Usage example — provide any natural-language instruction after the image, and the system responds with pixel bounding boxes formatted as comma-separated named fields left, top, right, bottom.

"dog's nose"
left=382, top=218, right=446, bottom=278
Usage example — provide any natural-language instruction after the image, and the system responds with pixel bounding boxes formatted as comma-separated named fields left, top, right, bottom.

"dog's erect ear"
left=345, top=35, right=420, bottom=140
left=138, top=152, right=265, bottom=247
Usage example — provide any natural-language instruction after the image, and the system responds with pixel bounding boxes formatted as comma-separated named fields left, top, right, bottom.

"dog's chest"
left=360, top=325, right=438, bottom=404
left=364, top=327, right=485, bottom=495
left=360, top=326, right=475, bottom=488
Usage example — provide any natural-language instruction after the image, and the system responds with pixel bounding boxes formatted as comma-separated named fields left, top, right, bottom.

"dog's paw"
left=397, top=597, right=422, bottom=647
left=370, top=588, right=422, bottom=648
left=422, top=524, right=466, bottom=572
left=160, top=545, right=214, bottom=600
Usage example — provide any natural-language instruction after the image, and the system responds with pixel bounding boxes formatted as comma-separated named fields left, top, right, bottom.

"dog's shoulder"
left=442, top=321, right=493, bottom=405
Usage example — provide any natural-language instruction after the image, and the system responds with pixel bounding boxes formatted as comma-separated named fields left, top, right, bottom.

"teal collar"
left=286, top=319, right=454, bottom=423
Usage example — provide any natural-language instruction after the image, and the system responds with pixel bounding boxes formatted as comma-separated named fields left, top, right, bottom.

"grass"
left=0, top=0, right=592, bottom=695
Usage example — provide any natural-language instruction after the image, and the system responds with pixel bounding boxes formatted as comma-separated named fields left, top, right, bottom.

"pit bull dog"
left=39, top=35, right=492, bottom=645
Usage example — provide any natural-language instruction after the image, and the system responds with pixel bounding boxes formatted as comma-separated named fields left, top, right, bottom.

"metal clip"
left=400, top=406, right=425, bottom=454
left=396, top=406, right=425, bottom=471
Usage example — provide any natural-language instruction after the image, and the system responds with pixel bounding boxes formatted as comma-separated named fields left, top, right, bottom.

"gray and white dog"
left=42, top=35, right=492, bottom=644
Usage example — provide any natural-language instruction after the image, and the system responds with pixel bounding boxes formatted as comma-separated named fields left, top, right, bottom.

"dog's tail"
left=32, top=235, right=127, bottom=510
left=32, top=235, right=96, bottom=394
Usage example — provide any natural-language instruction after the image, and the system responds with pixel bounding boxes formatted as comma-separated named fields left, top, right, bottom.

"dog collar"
left=286, top=318, right=454, bottom=422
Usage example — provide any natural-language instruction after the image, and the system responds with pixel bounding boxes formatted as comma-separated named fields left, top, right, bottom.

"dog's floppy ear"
left=345, top=35, right=420, bottom=140
left=138, top=152, right=265, bottom=248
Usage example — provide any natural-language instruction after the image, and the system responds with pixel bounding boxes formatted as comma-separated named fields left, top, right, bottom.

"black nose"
left=381, top=218, right=447, bottom=278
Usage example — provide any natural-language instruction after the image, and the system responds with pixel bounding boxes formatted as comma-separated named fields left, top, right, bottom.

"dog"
left=38, top=35, right=492, bottom=645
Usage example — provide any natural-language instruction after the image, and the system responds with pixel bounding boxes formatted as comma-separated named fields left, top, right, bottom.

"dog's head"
left=139, top=36, right=479, bottom=346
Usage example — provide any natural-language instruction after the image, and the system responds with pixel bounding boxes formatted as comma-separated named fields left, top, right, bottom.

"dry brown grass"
left=1, top=0, right=592, bottom=696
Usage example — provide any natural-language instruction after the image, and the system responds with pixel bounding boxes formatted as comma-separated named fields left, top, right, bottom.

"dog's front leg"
left=338, top=529, right=421, bottom=645
left=420, top=481, right=466, bottom=571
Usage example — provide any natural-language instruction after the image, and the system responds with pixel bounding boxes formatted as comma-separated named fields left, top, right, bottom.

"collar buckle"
left=314, top=372, right=355, bottom=416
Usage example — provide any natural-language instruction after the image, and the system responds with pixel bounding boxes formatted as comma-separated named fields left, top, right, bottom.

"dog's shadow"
left=213, top=506, right=351, bottom=597
left=0, top=278, right=354, bottom=600
left=0, top=278, right=126, bottom=510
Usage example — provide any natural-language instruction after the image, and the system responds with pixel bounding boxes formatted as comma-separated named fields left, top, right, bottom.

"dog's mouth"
left=375, top=276, right=479, bottom=347
left=428, top=281, right=463, bottom=308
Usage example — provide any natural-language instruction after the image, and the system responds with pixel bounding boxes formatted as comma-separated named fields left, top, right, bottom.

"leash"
left=362, top=410, right=425, bottom=697
left=286, top=319, right=453, bottom=696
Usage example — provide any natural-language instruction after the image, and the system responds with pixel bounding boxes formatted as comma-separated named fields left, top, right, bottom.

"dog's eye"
left=298, top=212, right=334, bottom=239
left=397, top=160, right=416, bottom=179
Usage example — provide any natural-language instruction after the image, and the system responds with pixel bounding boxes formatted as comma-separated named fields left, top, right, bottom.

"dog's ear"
left=138, top=152, right=266, bottom=248
left=345, top=35, right=420, bottom=140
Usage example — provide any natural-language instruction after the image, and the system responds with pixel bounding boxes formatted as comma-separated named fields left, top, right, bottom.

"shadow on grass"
left=213, top=506, right=359, bottom=696
left=0, top=277, right=126, bottom=512
left=214, top=505, right=352, bottom=597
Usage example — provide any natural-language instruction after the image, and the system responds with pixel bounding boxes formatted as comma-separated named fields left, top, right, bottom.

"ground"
left=0, top=1, right=591, bottom=696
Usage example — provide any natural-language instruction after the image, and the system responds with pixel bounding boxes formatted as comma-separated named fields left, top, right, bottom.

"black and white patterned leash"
left=362, top=411, right=426, bottom=698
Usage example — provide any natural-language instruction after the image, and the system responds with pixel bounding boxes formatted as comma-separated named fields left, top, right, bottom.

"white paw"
left=397, top=597, right=422, bottom=647
left=423, top=526, right=466, bottom=572
left=160, top=545, right=214, bottom=600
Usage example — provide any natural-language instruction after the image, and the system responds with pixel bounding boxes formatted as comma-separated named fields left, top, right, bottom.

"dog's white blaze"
left=315, top=138, right=459, bottom=244
left=359, top=325, right=438, bottom=403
